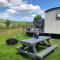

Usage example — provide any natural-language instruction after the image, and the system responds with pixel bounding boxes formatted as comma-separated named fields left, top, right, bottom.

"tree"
left=33, top=15, right=42, bottom=21
left=33, top=15, right=43, bottom=28
left=5, top=20, right=11, bottom=28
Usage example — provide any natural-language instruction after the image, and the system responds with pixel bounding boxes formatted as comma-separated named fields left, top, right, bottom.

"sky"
left=0, top=0, right=60, bottom=21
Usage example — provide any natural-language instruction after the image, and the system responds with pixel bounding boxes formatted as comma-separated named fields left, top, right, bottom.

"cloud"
left=0, top=0, right=45, bottom=21
left=0, top=8, right=16, bottom=19
left=21, top=14, right=36, bottom=22
left=17, top=4, right=40, bottom=12
left=0, top=0, right=11, bottom=7
left=8, top=3, right=41, bottom=14
left=9, top=0, right=27, bottom=6
left=31, top=14, right=36, bottom=17
left=0, top=13, right=9, bottom=18
left=21, top=16, right=31, bottom=21
left=6, top=9, right=16, bottom=14
left=0, top=0, right=27, bottom=7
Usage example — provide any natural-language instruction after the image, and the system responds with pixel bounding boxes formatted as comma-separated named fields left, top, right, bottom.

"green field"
left=0, top=20, right=60, bottom=60
left=0, top=28, right=60, bottom=60
left=0, top=20, right=32, bottom=30
left=0, top=28, right=31, bottom=60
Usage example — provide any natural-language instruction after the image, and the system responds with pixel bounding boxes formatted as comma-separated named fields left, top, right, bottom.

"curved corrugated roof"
left=45, top=7, right=60, bottom=12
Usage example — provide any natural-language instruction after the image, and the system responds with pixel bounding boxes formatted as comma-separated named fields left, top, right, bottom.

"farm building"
left=45, top=7, right=60, bottom=34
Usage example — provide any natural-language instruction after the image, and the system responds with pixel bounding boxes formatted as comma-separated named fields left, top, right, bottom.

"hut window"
left=56, top=14, right=60, bottom=19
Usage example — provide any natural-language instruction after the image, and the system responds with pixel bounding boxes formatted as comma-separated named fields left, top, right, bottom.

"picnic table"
left=16, top=36, right=57, bottom=60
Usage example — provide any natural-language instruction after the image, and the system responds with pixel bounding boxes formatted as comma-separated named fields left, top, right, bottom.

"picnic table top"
left=20, top=36, right=50, bottom=45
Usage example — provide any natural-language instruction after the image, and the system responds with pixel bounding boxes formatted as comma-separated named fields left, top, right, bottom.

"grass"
left=44, top=40, right=60, bottom=60
left=0, top=28, right=31, bottom=60
left=0, top=28, right=60, bottom=60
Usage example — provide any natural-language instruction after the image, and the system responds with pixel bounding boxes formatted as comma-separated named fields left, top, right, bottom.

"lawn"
left=0, top=28, right=60, bottom=60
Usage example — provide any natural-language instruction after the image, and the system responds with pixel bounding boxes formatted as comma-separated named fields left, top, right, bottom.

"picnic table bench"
left=16, top=36, right=57, bottom=60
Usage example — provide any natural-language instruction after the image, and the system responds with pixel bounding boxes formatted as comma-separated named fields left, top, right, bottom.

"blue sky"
left=0, top=0, right=60, bottom=21
left=27, top=0, right=60, bottom=10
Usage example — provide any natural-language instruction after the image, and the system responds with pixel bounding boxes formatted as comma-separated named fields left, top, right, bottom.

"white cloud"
left=0, top=0, right=27, bottom=7
left=0, top=13, right=9, bottom=18
left=6, top=9, right=16, bottom=13
left=0, top=0, right=7, bottom=3
left=18, top=4, right=40, bottom=12
left=9, top=0, right=27, bottom=6
left=0, top=8, right=16, bottom=19
left=39, top=10, right=45, bottom=18
left=8, top=4, right=41, bottom=14
left=31, top=14, right=36, bottom=17
left=0, top=0, right=45, bottom=21
left=21, top=14, right=37, bottom=22
left=0, top=0, right=11, bottom=7
left=21, top=16, right=33, bottom=22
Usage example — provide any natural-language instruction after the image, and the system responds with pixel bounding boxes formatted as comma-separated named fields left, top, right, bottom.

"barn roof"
left=45, top=7, right=60, bottom=13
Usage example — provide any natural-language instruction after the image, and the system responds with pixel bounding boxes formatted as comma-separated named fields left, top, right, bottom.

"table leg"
left=21, top=44, right=28, bottom=50
left=32, top=45, right=37, bottom=54
left=47, top=39, right=51, bottom=46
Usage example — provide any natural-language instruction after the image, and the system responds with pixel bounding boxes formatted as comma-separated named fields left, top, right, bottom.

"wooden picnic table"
left=17, top=36, right=57, bottom=60
left=20, top=36, right=51, bottom=45
left=20, top=36, right=51, bottom=53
